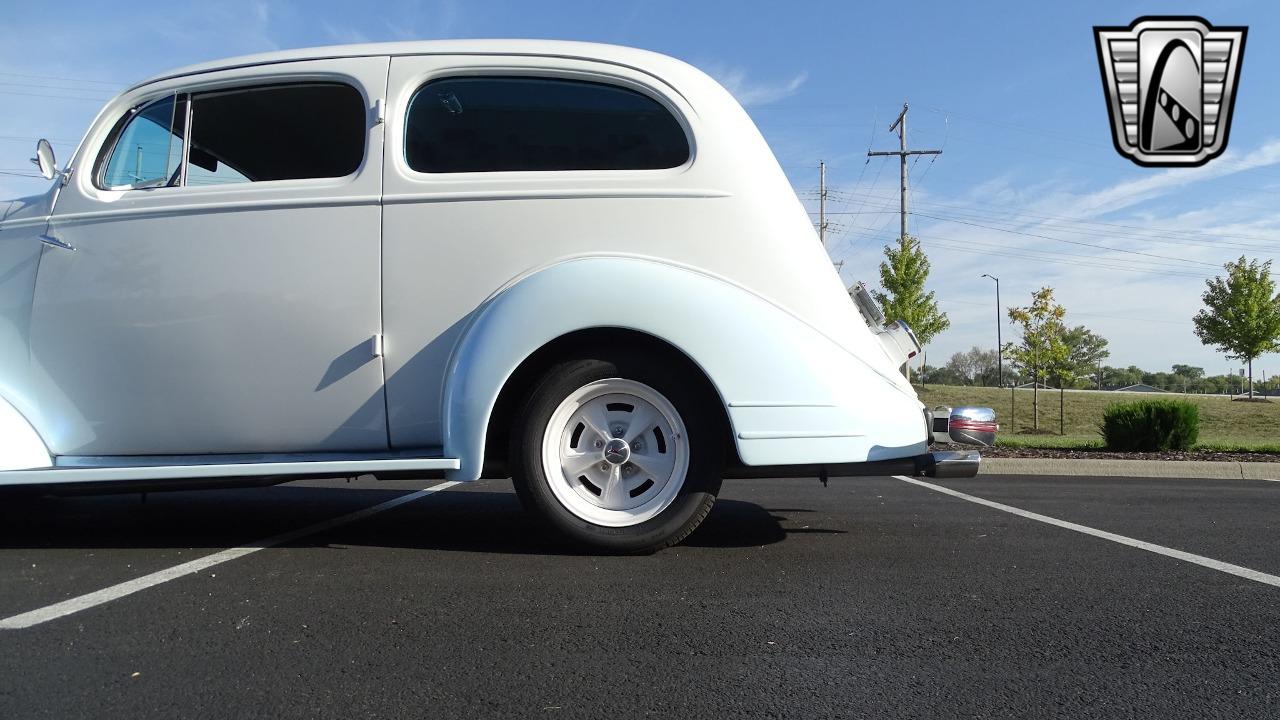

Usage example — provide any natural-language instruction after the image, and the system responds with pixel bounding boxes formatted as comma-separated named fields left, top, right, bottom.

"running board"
left=0, top=454, right=459, bottom=487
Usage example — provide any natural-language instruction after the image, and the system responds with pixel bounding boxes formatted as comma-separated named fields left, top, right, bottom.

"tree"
left=943, top=346, right=998, bottom=386
left=1171, top=364, right=1205, bottom=382
left=1062, top=326, right=1110, bottom=388
left=872, top=234, right=950, bottom=353
left=918, top=363, right=964, bottom=386
left=1004, top=287, right=1070, bottom=430
left=1192, top=257, right=1280, bottom=399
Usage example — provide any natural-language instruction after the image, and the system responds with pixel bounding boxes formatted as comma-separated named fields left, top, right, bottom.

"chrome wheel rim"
left=541, top=378, right=689, bottom=527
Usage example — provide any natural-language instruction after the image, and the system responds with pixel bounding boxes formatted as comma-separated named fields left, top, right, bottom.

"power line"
left=0, top=79, right=121, bottom=93
left=816, top=187, right=1280, bottom=248
left=921, top=237, right=1209, bottom=279
left=911, top=212, right=1224, bottom=268
left=942, top=298, right=1193, bottom=326
left=0, top=70, right=125, bottom=86
left=0, top=89, right=111, bottom=102
left=913, top=204, right=1280, bottom=256
left=809, top=188, right=1277, bottom=258
left=833, top=225, right=1211, bottom=279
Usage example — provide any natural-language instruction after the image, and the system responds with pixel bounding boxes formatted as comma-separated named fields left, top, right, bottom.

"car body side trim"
left=736, top=431, right=865, bottom=440
left=381, top=188, right=731, bottom=205
left=44, top=194, right=383, bottom=227
left=0, top=216, right=52, bottom=231
left=0, top=456, right=460, bottom=487
left=726, top=401, right=837, bottom=408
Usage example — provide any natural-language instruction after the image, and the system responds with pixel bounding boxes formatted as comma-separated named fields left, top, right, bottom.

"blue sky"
left=1, top=1, right=1276, bottom=378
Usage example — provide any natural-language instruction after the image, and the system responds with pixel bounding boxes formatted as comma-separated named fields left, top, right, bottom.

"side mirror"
left=32, top=139, right=58, bottom=181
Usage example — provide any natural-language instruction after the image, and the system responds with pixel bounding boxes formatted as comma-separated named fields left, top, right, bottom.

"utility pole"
left=817, top=160, right=828, bottom=246
left=982, top=274, right=1002, bottom=386
left=868, top=103, right=942, bottom=242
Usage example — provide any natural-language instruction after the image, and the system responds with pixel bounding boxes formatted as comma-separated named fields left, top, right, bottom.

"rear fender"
left=441, top=257, right=926, bottom=480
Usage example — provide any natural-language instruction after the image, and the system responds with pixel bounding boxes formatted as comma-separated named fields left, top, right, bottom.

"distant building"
left=1114, top=383, right=1164, bottom=393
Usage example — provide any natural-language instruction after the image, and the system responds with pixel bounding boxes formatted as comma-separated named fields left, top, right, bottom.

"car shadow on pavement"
left=0, top=484, right=843, bottom=554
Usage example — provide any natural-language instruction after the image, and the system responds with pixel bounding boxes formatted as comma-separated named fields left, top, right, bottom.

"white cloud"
left=821, top=138, right=1280, bottom=373
left=382, top=0, right=463, bottom=40
left=1064, top=139, right=1280, bottom=218
left=322, top=21, right=371, bottom=45
left=708, top=67, right=808, bottom=107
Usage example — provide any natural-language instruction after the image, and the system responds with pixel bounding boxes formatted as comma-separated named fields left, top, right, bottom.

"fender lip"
left=0, top=395, right=52, bottom=471
left=723, top=449, right=980, bottom=479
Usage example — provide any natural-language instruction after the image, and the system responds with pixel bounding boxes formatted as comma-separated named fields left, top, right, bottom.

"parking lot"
left=2, top=473, right=1278, bottom=719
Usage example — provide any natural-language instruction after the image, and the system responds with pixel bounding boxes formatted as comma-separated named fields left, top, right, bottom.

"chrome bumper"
left=930, top=406, right=998, bottom=447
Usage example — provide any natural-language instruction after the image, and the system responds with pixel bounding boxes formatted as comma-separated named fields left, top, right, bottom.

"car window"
left=100, top=94, right=185, bottom=189
left=404, top=76, right=690, bottom=173
left=185, top=83, right=365, bottom=186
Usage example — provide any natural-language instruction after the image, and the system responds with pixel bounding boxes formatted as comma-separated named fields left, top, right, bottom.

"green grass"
left=917, top=384, right=1279, bottom=450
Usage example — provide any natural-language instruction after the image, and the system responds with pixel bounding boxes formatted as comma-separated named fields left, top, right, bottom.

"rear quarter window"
left=404, top=76, right=689, bottom=173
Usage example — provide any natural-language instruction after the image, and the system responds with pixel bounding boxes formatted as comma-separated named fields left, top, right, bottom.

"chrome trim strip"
left=381, top=188, right=731, bottom=205
left=45, top=194, right=383, bottom=226
left=737, top=430, right=864, bottom=440
left=178, top=92, right=193, bottom=188
left=0, top=456, right=461, bottom=487
left=727, top=401, right=837, bottom=408
left=0, top=216, right=52, bottom=231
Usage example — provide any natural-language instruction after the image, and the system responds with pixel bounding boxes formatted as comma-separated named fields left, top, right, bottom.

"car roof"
left=129, top=39, right=688, bottom=93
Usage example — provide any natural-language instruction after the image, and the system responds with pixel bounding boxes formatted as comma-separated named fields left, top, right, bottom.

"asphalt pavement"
left=1, top=473, right=1278, bottom=719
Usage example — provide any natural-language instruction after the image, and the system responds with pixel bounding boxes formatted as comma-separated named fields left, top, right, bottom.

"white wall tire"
left=511, top=353, right=722, bottom=553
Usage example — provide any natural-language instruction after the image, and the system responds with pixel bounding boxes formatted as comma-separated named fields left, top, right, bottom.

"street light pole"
left=982, top=274, right=1002, bottom=386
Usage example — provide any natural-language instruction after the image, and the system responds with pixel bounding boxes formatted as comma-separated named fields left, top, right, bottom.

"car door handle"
left=38, top=234, right=74, bottom=251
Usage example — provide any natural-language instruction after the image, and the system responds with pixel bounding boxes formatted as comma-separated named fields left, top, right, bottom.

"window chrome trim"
left=94, top=81, right=369, bottom=193
left=178, top=93, right=193, bottom=188
left=401, top=72, right=694, bottom=175
left=94, top=94, right=180, bottom=192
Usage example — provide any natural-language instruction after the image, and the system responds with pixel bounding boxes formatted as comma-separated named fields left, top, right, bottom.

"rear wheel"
left=511, top=353, right=722, bottom=553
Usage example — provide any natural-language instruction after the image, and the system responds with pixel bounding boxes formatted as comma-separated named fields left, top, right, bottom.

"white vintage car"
left=0, top=40, right=994, bottom=551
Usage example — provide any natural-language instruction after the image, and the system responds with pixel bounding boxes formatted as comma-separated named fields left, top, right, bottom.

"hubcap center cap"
left=603, top=438, right=631, bottom=465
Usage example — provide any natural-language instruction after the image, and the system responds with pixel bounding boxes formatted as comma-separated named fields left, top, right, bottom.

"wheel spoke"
left=623, top=402, right=659, bottom=444
left=578, top=400, right=613, bottom=443
left=561, top=449, right=600, bottom=478
left=601, top=464, right=628, bottom=508
left=629, top=448, right=676, bottom=481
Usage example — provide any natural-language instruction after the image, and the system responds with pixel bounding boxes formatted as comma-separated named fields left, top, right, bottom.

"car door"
left=29, top=57, right=390, bottom=457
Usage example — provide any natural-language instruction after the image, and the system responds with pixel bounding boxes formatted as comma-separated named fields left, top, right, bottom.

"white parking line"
left=0, top=481, right=460, bottom=630
left=896, top=475, right=1280, bottom=589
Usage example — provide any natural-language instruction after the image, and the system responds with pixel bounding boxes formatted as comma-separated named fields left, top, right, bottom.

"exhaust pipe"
left=924, top=450, right=981, bottom=478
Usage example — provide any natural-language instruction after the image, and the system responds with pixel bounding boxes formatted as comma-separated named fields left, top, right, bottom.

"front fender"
left=442, top=257, right=927, bottom=481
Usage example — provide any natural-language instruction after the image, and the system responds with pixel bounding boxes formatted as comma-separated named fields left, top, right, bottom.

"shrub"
left=1101, top=399, right=1200, bottom=451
